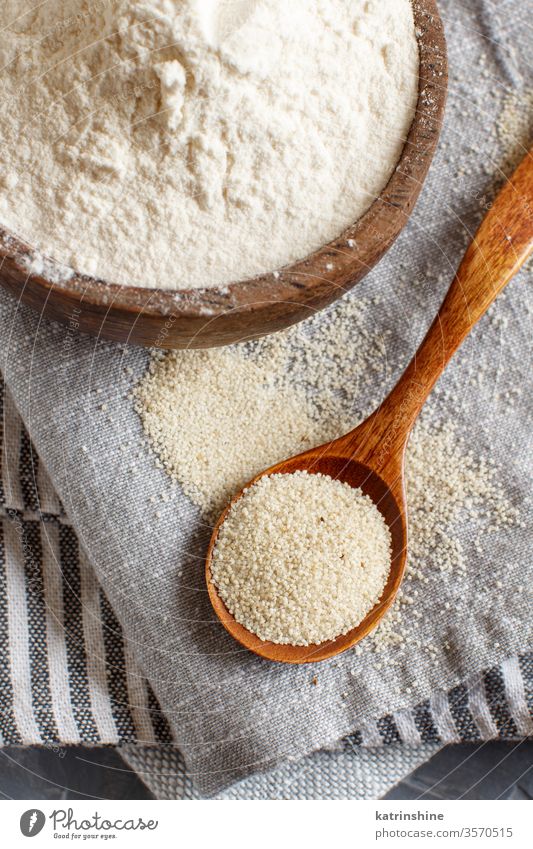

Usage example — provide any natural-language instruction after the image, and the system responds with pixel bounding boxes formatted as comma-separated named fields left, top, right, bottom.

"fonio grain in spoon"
left=210, top=471, right=392, bottom=645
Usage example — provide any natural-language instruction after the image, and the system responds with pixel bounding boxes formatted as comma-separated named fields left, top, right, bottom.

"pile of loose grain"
left=134, top=294, right=382, bottom=519
left=210, top=471, right=392, bottom=646
left=368, top=421, right=521, bottom=655
left=496, top=88, right=533, bottom=173
left=135, top=347, right=327, bottom=519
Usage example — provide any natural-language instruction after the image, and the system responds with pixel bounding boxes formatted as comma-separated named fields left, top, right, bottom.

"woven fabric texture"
left=1, top=388, right=531, bottom=803
left=0, top=0, right=531, bottom=796
left=121, top=743, right=443, bottom=801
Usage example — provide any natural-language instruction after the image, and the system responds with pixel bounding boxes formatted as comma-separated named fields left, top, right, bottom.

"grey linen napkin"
left=0, top=0, right=532, bottom=794
left=0, top=385, right=445, bottom=798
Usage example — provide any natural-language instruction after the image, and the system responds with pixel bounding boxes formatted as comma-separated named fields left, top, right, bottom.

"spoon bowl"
left=206, top=446, right=408, bottom=664
left=206, top=149, right=533, bottom=663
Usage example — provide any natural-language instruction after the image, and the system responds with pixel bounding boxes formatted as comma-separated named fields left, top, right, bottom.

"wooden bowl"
left=0, top=1, right=447, bottom=351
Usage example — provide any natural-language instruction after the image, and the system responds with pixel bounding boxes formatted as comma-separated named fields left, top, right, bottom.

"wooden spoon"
left=206, top=149, right=533, bottom=664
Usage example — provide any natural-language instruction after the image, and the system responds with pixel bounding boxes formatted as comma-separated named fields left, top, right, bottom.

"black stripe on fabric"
left=147, top=684, right=174, bottom=745
left=0, top=379, right=5, bottom=508
left=99, top=590, right=137, bottom=743
left=22, top=521, right=59, bottom=742
left=0, top=520, right=22, bottom=743
left=342, top=730, right=363, bottom=749
left=18, top=428, right=40, bottom=514
left=1, top=507, right=66, bottom=527
left=377, top=714, right=401, bottom=744
left=59, top=525, right=100, bottom=743
left=518, top=654, right=533, bottom=718
left=413, top=700, right=441, bottom=743
left=448, top=683, right=481, bottom=743
left=484, top=665, right=520, bottom=739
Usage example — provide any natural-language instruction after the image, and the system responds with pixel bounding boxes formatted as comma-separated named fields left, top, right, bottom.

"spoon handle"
left=358, top=148, right=533, bottom=467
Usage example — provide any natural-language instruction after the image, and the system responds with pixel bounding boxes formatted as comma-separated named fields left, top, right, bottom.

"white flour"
left=0, top=1, right=419, bottom=290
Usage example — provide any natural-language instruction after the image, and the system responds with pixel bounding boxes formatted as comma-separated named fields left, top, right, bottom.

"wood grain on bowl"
left=0, top=0, right=447, bottom=350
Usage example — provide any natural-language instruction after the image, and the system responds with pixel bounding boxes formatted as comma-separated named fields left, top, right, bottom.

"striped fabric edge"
left=0, top=514, right=175, bottom=749
left=1, top=381, right=176, bottom=749
left=1, top=509, right=532, bottom=751
left=1, top=384, right=532, bottom=755
left=356, top=660, right=533, bottom=749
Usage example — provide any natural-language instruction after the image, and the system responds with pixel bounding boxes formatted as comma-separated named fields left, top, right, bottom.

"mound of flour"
left=0, top=1, right=419, bottom=290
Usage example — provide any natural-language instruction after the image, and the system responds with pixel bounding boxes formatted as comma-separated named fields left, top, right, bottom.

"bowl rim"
left=0, top=0, right=447, bottom=333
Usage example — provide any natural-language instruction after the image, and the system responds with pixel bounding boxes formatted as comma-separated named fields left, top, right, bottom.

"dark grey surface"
left=0, top=742, right=531, bottom=800
left=0, top=747, right=152, bottom=800
left=386, top=742, right=533, bottom=801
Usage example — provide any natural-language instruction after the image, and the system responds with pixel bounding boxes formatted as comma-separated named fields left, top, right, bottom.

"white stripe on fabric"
left=124, top=644, right=156, bottom=746
left=429, top=691, right=460, bottom=744
left=393, top=709, right=422, bottom=744
left=2, top=391, right=24, bottom=512
left=3, top=519, right=42, bottom=744
left=40, top=522, right=81, bottom=744
left=36, top=459, right=63, bottom=517
left=467, top=674, right=499, bottom=739
left=79, top=556, right=119, bottom=743
left=501, top=656, right=533, bottom=737
left=360, top=721, right=383, bottom=747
